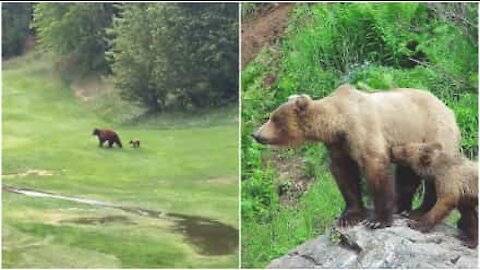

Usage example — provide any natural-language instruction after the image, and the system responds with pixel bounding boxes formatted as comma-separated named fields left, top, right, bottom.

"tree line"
left=3, top=3, right=239, bottom=112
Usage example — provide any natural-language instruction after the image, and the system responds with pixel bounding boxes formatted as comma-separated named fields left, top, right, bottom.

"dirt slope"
left=241, top=3, right=294, bottom=68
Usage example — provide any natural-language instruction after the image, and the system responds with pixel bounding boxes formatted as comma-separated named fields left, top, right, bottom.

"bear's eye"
left=271, top=115, right=278, bottom=123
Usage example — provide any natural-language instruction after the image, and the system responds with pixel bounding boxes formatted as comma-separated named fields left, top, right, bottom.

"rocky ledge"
left=267, top=217, right=478, bottom=268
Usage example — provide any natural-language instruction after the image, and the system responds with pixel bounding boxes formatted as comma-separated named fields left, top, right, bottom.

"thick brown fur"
left=391, top=142, right=478, bottom=248
left=252, top=84, right=461, bottom=229
left=92, top=128, right=122, bottom=148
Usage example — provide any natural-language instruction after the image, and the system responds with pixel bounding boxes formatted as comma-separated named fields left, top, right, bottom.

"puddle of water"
left=167, top=213, right=239, bottom=256
left=3, top=185, right=239, bottom=256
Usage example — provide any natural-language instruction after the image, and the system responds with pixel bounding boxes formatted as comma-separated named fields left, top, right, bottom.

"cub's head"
left=92, top=128, right=100, bottom=136
left=391, top=142, right=443, bottom=167
left=252, top=94, right=312, bottom=147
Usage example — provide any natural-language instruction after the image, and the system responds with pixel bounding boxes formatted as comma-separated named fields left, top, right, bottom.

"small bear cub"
left=129, top=140, right=140, bottom=148
left=391, top=142, right=478, bottom=248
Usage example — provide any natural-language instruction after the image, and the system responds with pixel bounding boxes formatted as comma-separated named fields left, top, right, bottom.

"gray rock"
left=267, top=217, right=478, bottom=268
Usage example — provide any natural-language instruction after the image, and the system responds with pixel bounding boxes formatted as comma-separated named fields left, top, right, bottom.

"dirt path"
left=3, top=184, right=238, bottom=256
left=3, top=169, right=56, bottom=179
left=241, top=3, right=294, bottom=68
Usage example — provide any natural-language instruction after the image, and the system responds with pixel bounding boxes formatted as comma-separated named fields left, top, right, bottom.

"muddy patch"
left=73, top=86, right=91, bottom=102
left=3, top=169, right=56, bottom=179
left=71, top=76, right=102, bottom=102
left=241, top=3, right=294, bottom=68
left=60, top=215, right=136, bottom=226
left=264, top=151, right=314, bottom=206
left=3, top=185, right=238, bottom=256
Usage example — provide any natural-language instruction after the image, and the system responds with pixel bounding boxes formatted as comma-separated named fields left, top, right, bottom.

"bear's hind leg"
left=457, top=199, right=478, bottom=248
left=328, top=147, right=366, bottom=227
left=108, top=140, right=114, bottom=148
left=115, top=136, right=122, bottom=148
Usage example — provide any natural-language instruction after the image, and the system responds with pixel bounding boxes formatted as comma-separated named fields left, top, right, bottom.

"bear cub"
left=391, top=142, right=478, bottom=248
left=129, top=140, right=140, bottom=148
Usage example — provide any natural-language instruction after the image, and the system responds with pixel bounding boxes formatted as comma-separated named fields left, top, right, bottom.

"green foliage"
left=32, top=3, right=115, bottom=74
left=241, top=3, right=272, bottom=19
left=2, top=3, right=33, bottom=57
left=242, top=3, right=478, bottom=268
left=241, top=161, right=343, bottom=267
left=107, top=3, right=238, bottom=112
left=241, top=3, right=257, bottom=19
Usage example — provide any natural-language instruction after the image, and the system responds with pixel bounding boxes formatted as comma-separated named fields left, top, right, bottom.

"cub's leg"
left=409, top=195, right=457, bottom=232
left=458, top=199, right=478, bottom=248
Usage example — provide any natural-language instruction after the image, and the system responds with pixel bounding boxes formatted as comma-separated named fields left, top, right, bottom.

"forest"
left=3, top=3, right=238, bottom=112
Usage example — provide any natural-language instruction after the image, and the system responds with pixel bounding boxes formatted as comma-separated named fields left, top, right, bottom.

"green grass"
left=241, top=3, right=476, bottom=268
left=241, top=156, right=343, bottom=268
left=2, top=52, right=239, bottom=268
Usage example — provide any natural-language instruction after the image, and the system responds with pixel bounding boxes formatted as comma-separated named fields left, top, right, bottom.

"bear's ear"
left=429, top=142, right=443, bottom=152
left=293, top=95, right=311, bottom=115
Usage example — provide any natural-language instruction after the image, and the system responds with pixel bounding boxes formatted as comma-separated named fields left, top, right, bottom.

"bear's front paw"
left=408, top=219, right=434, bottom=233
left=405, top=208, right=427, bottom=221
left=462, top=238, right=478, bottom=249
left=457, top=234, right=478, bottom=248
left=336, top=210, right=366, bottom=227
left=362, top=218, right=392, bottom=229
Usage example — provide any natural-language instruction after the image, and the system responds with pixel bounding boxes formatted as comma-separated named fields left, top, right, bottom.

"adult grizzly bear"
left=391, top=142, right=478, bottom=248
left=252, top=84, right=461, bottom=228
left=92, top=128, right=123, bottom=148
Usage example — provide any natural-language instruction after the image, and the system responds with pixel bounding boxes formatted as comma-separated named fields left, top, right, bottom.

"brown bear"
left=92, top=128, right=122, bottom=148
left=391, top=142, right=478, bottom=248
left=252, top=84, right=461, bottom=228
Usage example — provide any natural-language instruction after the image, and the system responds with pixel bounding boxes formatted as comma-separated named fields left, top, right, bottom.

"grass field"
left=2, top=53, right=239, bottom=268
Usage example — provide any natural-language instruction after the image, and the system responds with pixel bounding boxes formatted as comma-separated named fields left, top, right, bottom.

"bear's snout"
left=251, top=130, right=269, bottom=144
